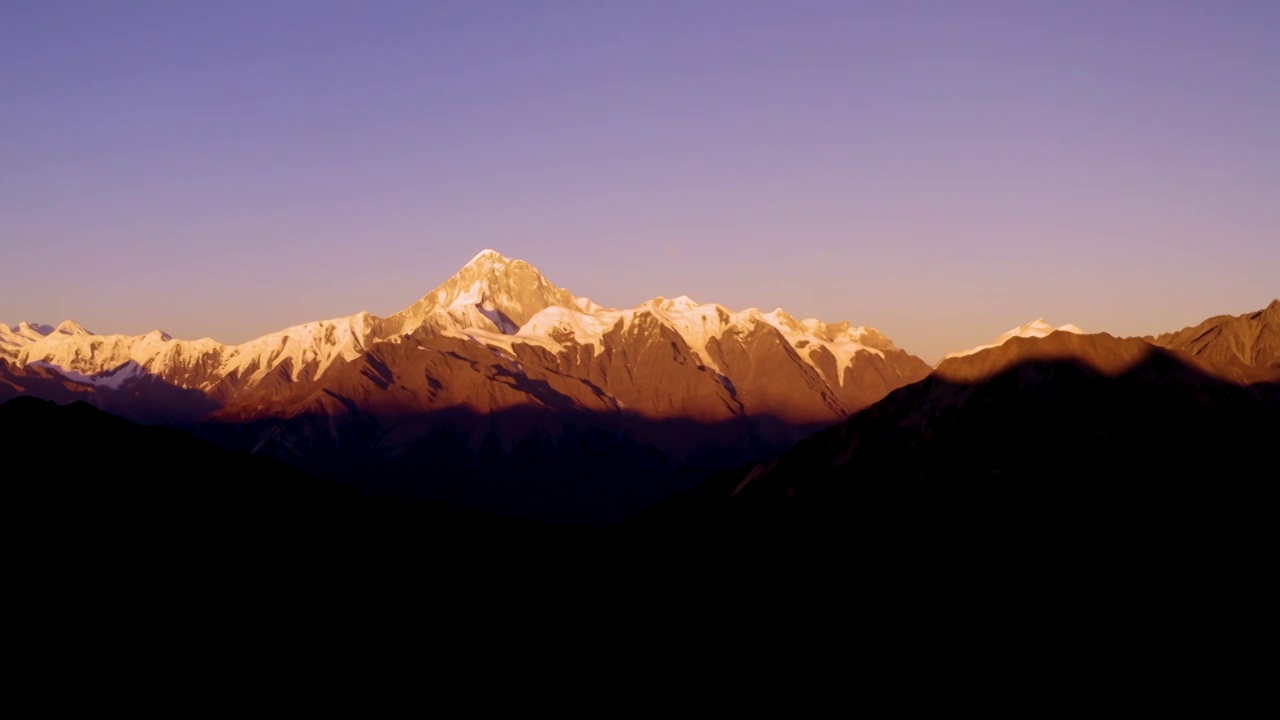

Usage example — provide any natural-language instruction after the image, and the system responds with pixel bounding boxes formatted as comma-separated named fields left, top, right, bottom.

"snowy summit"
left=943, top=319, right=1085, bottom=362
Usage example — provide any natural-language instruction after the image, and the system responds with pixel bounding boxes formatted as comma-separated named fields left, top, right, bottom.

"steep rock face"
left=1146, top=299, right=1280, bottom=381
left=704, top=319, right=848, bottom=426
left=524, top=311, right=741, bottom=424
left=836, top=349, right=934, bottom=411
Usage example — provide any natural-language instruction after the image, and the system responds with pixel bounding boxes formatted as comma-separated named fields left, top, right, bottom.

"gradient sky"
left=3, top=0, right=1276, bottom=363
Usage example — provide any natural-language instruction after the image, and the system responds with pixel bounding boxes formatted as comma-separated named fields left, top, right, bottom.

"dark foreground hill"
left=6, top=344, right=1274, bottom=674
left=1, top=397, right=597, bottom=578
left=636, top=331, right=1279, bottom=563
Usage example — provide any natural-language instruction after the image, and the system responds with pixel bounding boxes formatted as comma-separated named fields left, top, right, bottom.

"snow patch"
left=516, top=306, right=632, bottom=354
left=29, top=359, right=145, bottom=389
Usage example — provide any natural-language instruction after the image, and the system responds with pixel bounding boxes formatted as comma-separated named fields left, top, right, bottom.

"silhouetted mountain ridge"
left=2, top=396, right=601, bottom=571
left=647, top=330, right=1277, bottom=542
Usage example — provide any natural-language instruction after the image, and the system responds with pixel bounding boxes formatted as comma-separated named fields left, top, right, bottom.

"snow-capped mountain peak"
left=1, top=322, right=56, bottom=354
left=383, top=250, right=587, bottom=337
left=4, top=251, right=927, bottom=423
left=652, top=295, right=702, bottom=312
left=16, top=322, right=55, bottom=336
left=53, top=320, right=93, bottom=336
left=466, top=247, right=505, bottom=264
left=1003, top=318, right=1085, bottom=342
left=944, top=318, right=1085, bottom=361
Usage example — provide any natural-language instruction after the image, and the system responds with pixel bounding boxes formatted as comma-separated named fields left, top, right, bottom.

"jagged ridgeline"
left=655, top=301, right=1279, bottom=541
left=1, top=250, right=930, bottom=523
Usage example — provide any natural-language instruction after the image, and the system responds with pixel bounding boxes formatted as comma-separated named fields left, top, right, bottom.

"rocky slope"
left=1146, top=298, right=1280, bottom=382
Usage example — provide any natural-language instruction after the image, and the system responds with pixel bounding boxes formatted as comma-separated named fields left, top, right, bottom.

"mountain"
left=1146, top=299, right=1280, bottom=383
left=943, top=318, right=1084, bottom=361
left=380, top=249, right=593, bottom=336
left=2, top=395, right=604, bottom=590
left=649, top=324, right=1279, bottom=550
left=0, top=313, right=379, bottom=410
left=3, top=250, right=929, bottom=523
left=622, top=322, right=1278, bottom=666
left=3, top=395, right=341, bottom=538
left=1, top=357, right=100, bottom=406
left=3, top=251, right=925, bottom=420
left=199, top=253, right=929, bottom=522
left=0, top=321, right=55, bottom=352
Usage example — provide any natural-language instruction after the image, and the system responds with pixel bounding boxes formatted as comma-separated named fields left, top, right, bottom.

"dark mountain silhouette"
left=639, top=330, right=1278, bottom=559
left=2, top=397, right=602, bottom=575
left=5, top=395, right=359, bottom=555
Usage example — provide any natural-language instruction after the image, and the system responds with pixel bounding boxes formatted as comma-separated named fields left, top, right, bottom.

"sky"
left=2, top=0, right=1276, bottom=364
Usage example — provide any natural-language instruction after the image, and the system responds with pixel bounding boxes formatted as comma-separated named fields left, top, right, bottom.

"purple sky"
left=3, top=0, right=1277, bottom=363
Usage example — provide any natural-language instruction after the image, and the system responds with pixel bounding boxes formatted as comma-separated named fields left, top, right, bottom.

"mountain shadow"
left=1, top=397, right=601, bottom=576
left=0, top=357, right=221, bottom=424
left=632, top=334, right=1279, bottom=569
left=191, top=404, right=833, bottom=526
left=4, top=337, right=849, bottom=526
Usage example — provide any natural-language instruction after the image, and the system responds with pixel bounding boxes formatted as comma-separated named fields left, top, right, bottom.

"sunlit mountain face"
left=1, top=250, right=932, bottom=524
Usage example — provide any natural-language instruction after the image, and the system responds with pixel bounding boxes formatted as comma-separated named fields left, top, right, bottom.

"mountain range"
left=651, top=299, right=1279, bottom=539
left=3, top=252, right=1275, bottom=526
left=1, top=250, right=930, bottom=522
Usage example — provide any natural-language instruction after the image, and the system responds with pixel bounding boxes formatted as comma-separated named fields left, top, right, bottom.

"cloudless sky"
left=3, top=0, right=1276, bottom=363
